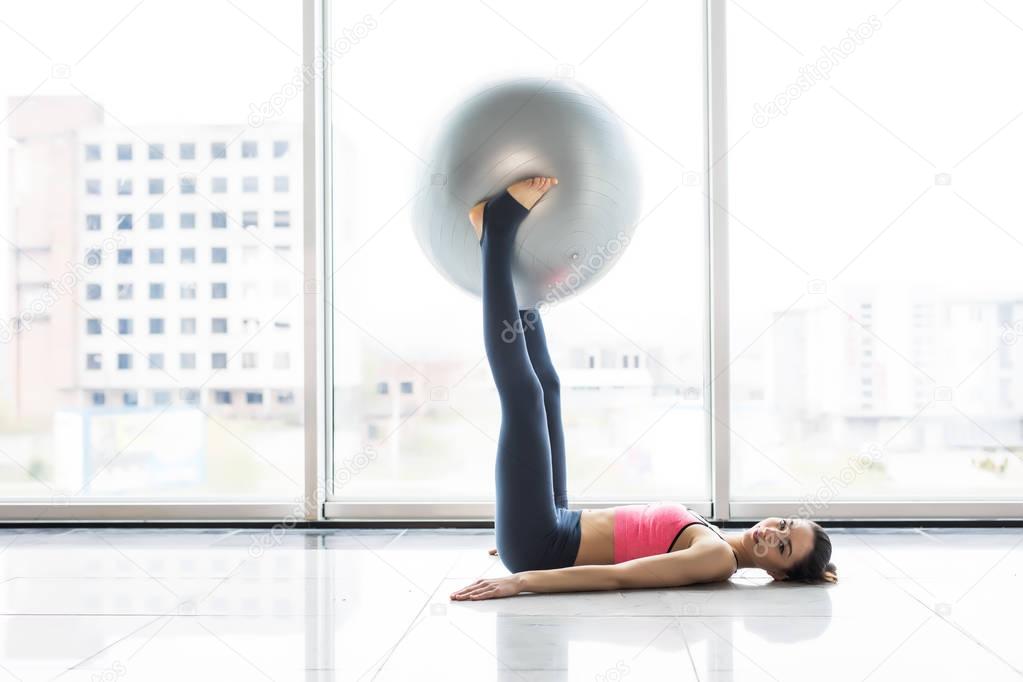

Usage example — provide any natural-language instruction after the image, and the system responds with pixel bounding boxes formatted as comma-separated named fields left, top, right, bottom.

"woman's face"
left=744, top=517, right=814, bottom=580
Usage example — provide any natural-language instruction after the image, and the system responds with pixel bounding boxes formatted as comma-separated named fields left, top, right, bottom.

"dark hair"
left=785, top=522, right=837, bottom=584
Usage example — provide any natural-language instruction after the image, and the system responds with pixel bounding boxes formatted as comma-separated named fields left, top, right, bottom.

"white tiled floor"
left=0, top=527, right=1020, bottom=681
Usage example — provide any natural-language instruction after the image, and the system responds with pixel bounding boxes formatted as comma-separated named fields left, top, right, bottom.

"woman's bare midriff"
left=572, top=507, right=727, bottom=567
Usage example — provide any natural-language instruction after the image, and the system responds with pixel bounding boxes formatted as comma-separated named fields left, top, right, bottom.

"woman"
left=450, top=177, right=837, bottom=602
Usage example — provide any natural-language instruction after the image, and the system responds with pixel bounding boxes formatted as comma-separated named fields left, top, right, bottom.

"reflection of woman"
left=451, top=177, right=836, bottom=602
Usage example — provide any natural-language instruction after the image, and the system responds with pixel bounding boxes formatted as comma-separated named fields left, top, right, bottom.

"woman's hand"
left=449, top=575, right=523, bottom=601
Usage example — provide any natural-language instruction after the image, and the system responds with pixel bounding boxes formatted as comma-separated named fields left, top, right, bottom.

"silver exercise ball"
left=412, top=77, right=641, bottom=309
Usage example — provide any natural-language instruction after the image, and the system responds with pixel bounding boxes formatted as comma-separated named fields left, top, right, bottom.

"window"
left=211, top=142, right=227, bottom=159
left=242, top=176, right=258, bottom=192
left=400, top=381, right=413, bottom=395
left=273, top=175, right=289, bottom=192
left=180, top=212, right=196, bottom=229
left=211, top=318, right=228, bottom=334
left=246, top=391, right=264, bottom=405
left=242, top=352, right=258, bottom=369
left=85, top=249, right=102, bottom=266
left=211, top=247, right=227, bottom=264
left=180, top=176, right=196, bottom=194
left=85, top=144, right=101, bottom=161
left=117, top=318, right=133, bottom=335
left=273, top=210, right=290, bottom=228
left=273, top=140, right=288, bottom=158
left=116, top=143, right=132, bottom=161
left=180, top=389, right=199, bottom=405
left=86, top=214, right=101, bottom=231
left=214, top=390, right=232, bottom=405
left=85, top=179, right=101, bottom=195
left=123, top=391, right=138, bottom=407
left=91, top=391, right=105, bottom=406
left=242, top=140, right=258, bottom=158
left=211, top=282, right=227, bottom=299
left=86, top=319, right=102, bottom=335
left=152, top=390, right=171, bottom=405
left=180, top=283, right=197, bottom=300
left=117, top=353, right=133, bottom=370
left=179, top=142, right=195, bottom=160
left=180, top=353, right=197, bottom=370
left=148, top=213, right=164, bottom=230
left=116, top=179, right=133, bottom=195
left=181, top=318, right=197, bottom=334
left=117, top=214, right=132, bottom=230
left=211, top=176, right=227, bottom=193
left=117, top=283, right=133, bottom=300
left=148, top=248, right=164, bottom=265
left=148, top=178, right=164, bottom=194
left=211, top=353, right=227, bottom=369
left=149, top=283, right=165, bottom=300
left=149, top=318, right=165, bottom=335
left=117, top=249, right=132, bottom=264
left=85, top=354, right=102, bottom=370
left=149, top=354, right=165, bottom=370
left=85, top=284, right=102, bottom=300
left=180, top=248, right=196, bottom=264
left=148, top=144, right=164, bottom=160
left=211, top=212, right=227, bottom=229
left=242, top=211, right=258, bottom=228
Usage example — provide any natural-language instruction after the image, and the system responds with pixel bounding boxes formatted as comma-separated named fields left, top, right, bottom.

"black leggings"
left=480, top=189, right=582, bottom=574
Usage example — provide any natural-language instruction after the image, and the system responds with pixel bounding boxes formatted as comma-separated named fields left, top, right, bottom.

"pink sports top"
left=613, top=502, right=734, bottom=565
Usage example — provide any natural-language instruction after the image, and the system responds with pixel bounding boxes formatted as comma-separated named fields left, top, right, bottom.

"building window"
left=148, top=144, right=164, bottom=160
left=242, top=176, right=258, bottom=193
left=116, top=178, right=133, bottom=195
left=376, top=381, right=388, bottom=395
left=211, top=176, right=227, bottom=193
left=86, top=283, right=102, bottom=300
left=117, top=353, right=133, bottom=370
left=180, top=388, right=199, bottom=404
left=214, top=390, right=232, bottom=405
left=86, top=214, right=102, bottom=231
left=152, top=390, right=171, bottom=406
left=85, top=144, right=101, bottom=161
left=180, top=352, right=196, bottom=370
left=91, top=391, right=105, bottom=406
left=180, top=282, right=197, bottom=299
left=242, top=140, right=258, bottom=158
left=246, top=391, right=263, bottom=405
left=149, top=283, right=165, bottom=300
left=181, top=318, right=197, bottom=334
left=85, top=249, right=102, bottom=266
left=211, top=247, right=227, bottom=264
left=211, top=142, right=227, bottom=159
left=211, top=317, right=228, bottom=334
left=116, top=214, right=133, bottom=230
left=180, top=247, right=196, bottom=264
left=211, top=353, right=228, bottom=369
left=123, top=391, right=139, bottom=407
left=242, top=211, right=258, bottom=228
left=86, top=318, right=102, bottom=335
left=277, top=390, right=295, bottom=405
left=273, top=175, right=289, bottom=192
left=117, top=249, right=132, bottom=265
left=180, top=176, right=196, bottom=194
left=242, top=352, right=258, bottom=369
left=211, top=212, right=227, bottom=229
left=273, top=210, right=290, bottom=228
left=117, top=283, right=133, bottom=300
left=400, top=381, right=413, bottom=394
left=85, top=179, right=101, bottom=195
left=273, top=140, right=288, bottom=158
left=116, top=143, right=132, bottom=161
left=148, top=178, right=164, bottom=194
left=117, top=318, right=133, bottom=335
left=149, top=353, right=165, bottom=370
left=148, top=248, right=164, bottom=264
left=211, top=282, right=227, bottom=299
left=179, top=142, right=195, bottom=160
left=149, top=318, right=165, bottom=335
left=148, top=213, right=164, bottom=230
left=86, top=354, right=102, bottom=370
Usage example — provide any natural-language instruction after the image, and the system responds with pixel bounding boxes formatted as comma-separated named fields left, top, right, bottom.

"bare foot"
left=468, top=176, right=558, bottom=241
left=488, top=547, right=498, bottom=556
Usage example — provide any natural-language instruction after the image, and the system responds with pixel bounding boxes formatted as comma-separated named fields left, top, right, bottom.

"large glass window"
left=726, top=1, right=1023, bottom=500
left=329, top=1, right=708, bottom=501
left=0, top=0, right=303, bottom=498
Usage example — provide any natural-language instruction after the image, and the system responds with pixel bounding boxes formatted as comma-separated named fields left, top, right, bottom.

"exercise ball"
left=412, top=77, right=641, bottom=309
